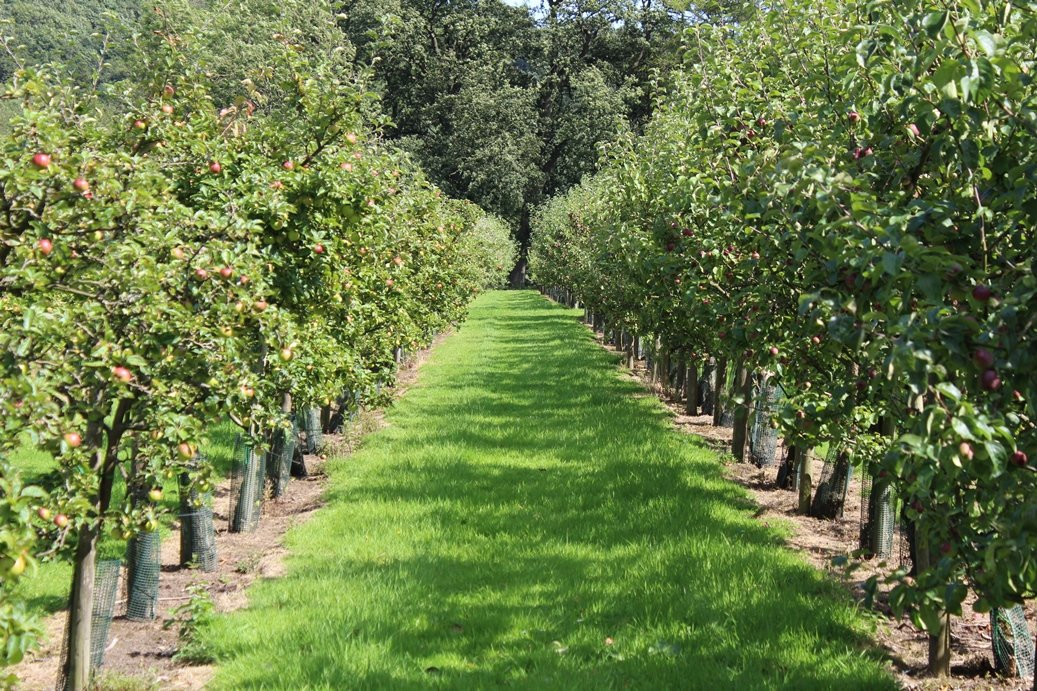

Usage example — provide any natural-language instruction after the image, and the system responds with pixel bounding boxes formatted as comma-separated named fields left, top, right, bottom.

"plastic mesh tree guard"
left=859, top=472, right=895, bottom=558
left=991, top=604, right=1035, bottom=678
left=810, top=446, right=853, bottom=519
left=125, top=530, right=160, bottom=621
left=267, top=420, right=297, bottom=498
left=748, top=376, right=782, bottom=467
left=298, top=408, right=323, bottom=455
left=179, top=476, right=217, bottom=572
left=57, top=558, right=122, bottom=690
left=229, top=439, right=264, bottom=532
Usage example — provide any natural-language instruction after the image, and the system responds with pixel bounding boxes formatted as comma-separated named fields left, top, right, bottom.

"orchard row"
left=0, top=26, right=514, bottom=689
left=529, top=0, right=1036, bottom=676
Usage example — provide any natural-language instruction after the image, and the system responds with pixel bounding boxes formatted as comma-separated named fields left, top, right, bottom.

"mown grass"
left=10, top=420, right=240, bottom=620
left=198, top=290, right=893, bottom=689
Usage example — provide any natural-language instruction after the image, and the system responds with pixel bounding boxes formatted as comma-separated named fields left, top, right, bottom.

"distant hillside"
left=0, top=1, right=144, bottom=84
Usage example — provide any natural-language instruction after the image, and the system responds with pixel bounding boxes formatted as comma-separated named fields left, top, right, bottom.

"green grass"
left=197, top=290, right=893, bottom=689
left=11, top=420, right=241, bottom=621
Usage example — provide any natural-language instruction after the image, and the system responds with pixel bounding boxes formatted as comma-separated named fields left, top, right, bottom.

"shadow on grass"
left=200, top=290, right=894, bottom=690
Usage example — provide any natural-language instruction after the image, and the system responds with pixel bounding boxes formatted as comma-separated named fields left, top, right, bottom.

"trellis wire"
left=991, top=604, right=1035, bottom=678
left=748, top=375, right=781, bottom=467
left=810, top=445, right=853, bottom=519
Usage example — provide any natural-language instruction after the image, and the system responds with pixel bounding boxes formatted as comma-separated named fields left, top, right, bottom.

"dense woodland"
left=0, top=0, right=752, bottom=251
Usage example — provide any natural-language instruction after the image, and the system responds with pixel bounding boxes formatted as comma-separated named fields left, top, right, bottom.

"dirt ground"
left=10, top=337, right=443, bottom=690
left=594, top=326, right=1035, bottom=691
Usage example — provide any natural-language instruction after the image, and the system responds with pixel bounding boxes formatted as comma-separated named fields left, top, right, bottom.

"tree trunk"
left=731, top=363, right=751, bottom=461
left=915, top=522, right=952, bottom=676
left=712, top=357, right=727, bottom=425
left=685, top=360, right=698, bottom=415
left=796, top=447, right=812, bottom=514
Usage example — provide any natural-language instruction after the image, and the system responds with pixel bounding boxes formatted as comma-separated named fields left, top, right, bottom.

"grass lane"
left=199, top=290, right=892, bottom=689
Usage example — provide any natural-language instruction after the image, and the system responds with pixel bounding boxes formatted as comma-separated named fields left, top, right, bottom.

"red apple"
left=665, top=242, right=675, bottom=252
left=194, top=268, right=209, bottom=280
left=972, top=284, right=992, bottom=302
left=848, top=110, right=861, bottom=123
left=756, top=117, right=766, bottom=127
left=37, top=238, right=53, bottom=255
left=682, top=228, right=693, bottom=237
left=906, top=123, right=921, bottom=138
left=32, top=152, right=52, bottom=169
left=340, top=162, right=353, bottom=171
left=346, top=133, right=358, bottom=144
left=219, top=266, right=233, bottom=279
left=163, top=84, right=176, bottom=97
left=53, top=514, right=69, bottom=529
left=386, top=278, right=395, bottom=287
left=768, top=346, right=779, bottom=357
left=958, top=441, right=974, bottom=460
left=161, top=104, right=174, bottom=115
left=112, top=366, right=133, bottom=383
left=73, top=177, right=90, bottom=193
left=314, top=243, right=325, bottom=254
left=282, top=160, right=295, bottom=170
left=209, top=161, right=222, bottom=174
left=177, top=442, right=195, bottom=459
left=1012, top=450, right=1028, bottom=466
left=270, top=180, right=284, bottom=189
left=63, top=432, right=82, bottom=448
left=133, top=119, right=147, bottom=129
left=981, top=369, right=1001, bottom=391
left=972, top=348, right=995, bottom=368
left=37, top=507, right=52, bottom=521
left=253, top=299, right=268, bottom=312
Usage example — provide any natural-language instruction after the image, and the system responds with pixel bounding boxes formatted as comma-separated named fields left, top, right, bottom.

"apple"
left=163, top=84, right=175, bottom=97
left=386, top=278, right=395, bottom=287
left=73, top=177, right=90, bottom=193
left=346, top=133, right=358, bottom=144
left=1012, top=451, right=1028, bottom=466
left=972, top=348, right=995, bottom=368
left=848, top=110, right=861, bottom=123
left=981, top=369, right=1001, bottom=391
left=674, top=277, right=681, bottom=285
left=682, top=228, right=693, bottom=237
left=665, top=242, right=675, bottom=252
left=1013, top=390, right=1024, bottom=401
left=958, top=441, right=974, bottom=460
left=112, top=366, right=133, bottom=383
left=768, top=346, right=779, bottom=356
left=279, top=347, right=293, bottom=361
left=177, top=442, right=195, bottom=459
left=340, top=162, right=353, bottom=171
left=148, top=488, right=164, bottom=503
left=270, top=180, right=284, bottom=189
left=209, top=161, right=222, bottom=174
left=171, top=247, right=186, bottom=260
left=756, top=117, right=766, bottom=127
left=194, top=268, right=209, bottom=280
left=38, top=238, right=54, bottom=255
left=161, top=104, right=174, bottom=115
left=253, top=299, right=268, bottom=312
left=37, top=507, right=52, bottom=521
left=314, top=243, right=325, bottom=254
left=64, top=432, right=82, bottom=447
left=53, top=514, right=69, bottom=529
left=393, top=255, right=404, bottom=266
left=811, top=335, right=821, bottom=345
left=972, top=284, right=992, bottom=302
left=133, top=119, right=147, bottom=129
left=219, top=266, right=233, bottom=279
left=32, top=152, right=52, bottom=169
left=9, top=554, right=27, bottom=576
left=282, top=160, right=295, bottom=170
left=906, top=123, right=920, bottom=138
left=241, top=385, right=255, bottom=398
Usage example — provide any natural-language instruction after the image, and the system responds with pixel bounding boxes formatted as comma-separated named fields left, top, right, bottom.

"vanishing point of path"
left=199, top=291, right=893, bottom=689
